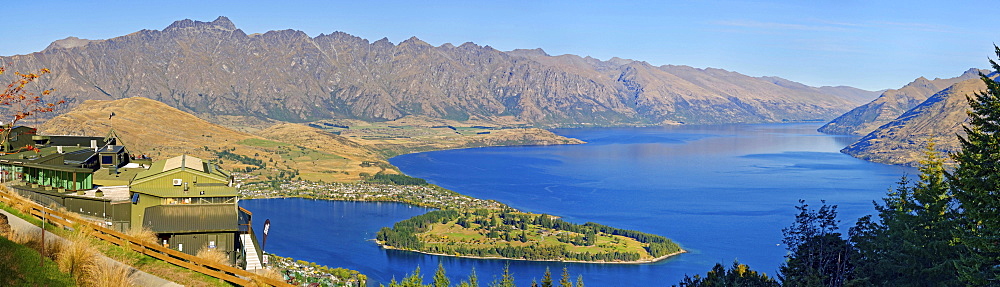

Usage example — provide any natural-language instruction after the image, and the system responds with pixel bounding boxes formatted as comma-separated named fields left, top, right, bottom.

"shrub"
left=57, top=232, right=99, bottom=284
left=195, top=245, right=229, bottom=266
left=83, top=257, right=137, bottom=287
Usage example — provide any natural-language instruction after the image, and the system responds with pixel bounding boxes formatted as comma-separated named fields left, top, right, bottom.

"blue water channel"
left=241, top=123, right=915, bottom=286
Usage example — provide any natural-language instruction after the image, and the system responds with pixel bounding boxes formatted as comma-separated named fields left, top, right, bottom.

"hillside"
left=37, top=97, right=581, bottom=181
left=841, top=77, right=987, bottom=165
left=37, top=97, right=391, bottom=182
left=819, top=68, right=983, bottom=136
left=3, top=17, right=864, bottom=127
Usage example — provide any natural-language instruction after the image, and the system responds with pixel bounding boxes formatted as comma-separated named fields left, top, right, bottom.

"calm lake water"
left=241, top=123, right=914, bottom=286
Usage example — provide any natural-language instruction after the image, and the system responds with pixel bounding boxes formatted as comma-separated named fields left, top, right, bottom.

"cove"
left=242, top=123, right=914, bottom=286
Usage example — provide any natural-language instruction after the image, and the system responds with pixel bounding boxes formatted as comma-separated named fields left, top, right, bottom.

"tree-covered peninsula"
left=376, top=209, right=684, bottom=263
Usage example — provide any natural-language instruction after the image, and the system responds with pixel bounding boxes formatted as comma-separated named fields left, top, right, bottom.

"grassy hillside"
left=39, top=97, right=582, bottom=182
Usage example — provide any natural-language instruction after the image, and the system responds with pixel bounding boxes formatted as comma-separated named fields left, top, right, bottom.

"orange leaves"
left=21, top=145, right=39, bottom=153
left=0, top=67, right=65, bottom=128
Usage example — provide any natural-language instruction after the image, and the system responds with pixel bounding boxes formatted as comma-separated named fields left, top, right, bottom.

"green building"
left=129, top=154, right=258, bottom=267
left=3, top=127, right=261, bottom=270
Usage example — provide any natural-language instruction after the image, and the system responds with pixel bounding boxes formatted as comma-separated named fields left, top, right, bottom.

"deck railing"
left=0, top=186, right=291, bottom=287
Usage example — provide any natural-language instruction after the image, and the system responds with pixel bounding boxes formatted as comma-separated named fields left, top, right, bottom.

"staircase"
left=241, top=234, right=263, bottom=270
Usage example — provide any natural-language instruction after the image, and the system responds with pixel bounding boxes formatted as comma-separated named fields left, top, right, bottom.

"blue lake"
left=241, top=123, right=914, bottom=286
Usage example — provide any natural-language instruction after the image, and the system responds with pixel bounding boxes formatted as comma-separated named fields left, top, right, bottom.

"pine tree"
left=559, top=267, right=572, bottom=287
left=468, top=267, right=479, bottom=287
left=778, top=200, right=853, bottom=287
left=575, top=275, right=584, bottom=287
left=541, top=267, right=553, bottom=287
left=850, top=141, right=964, bottom=286
left=434, top=262, right=450, bottom=287
left=951, top=45, right=1000, bottom=285
left=489, top=264, right=515, bottom=287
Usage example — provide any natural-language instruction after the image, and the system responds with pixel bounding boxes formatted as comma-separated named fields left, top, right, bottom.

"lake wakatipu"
left=240, top=123, right=915, bottom=286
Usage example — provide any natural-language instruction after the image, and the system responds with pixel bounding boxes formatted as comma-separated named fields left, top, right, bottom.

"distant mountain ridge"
left=2, top=16, right=869, bottom=127
left=818, top=68, right=984, bottom=136
left=840, top=76, right=990, bottom=165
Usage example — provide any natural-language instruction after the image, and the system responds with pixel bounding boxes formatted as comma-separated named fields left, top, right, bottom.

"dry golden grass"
left=57, top=232, right=99, bottom=284
left=83, top=258, right=137, bottom=287
left=4, top=187, right=34, bottom=215
left=195, top=245, right=229, bottom=266
left=249, top=267, right=285, bottom=287
left=125, top=226, right=158, bottom=245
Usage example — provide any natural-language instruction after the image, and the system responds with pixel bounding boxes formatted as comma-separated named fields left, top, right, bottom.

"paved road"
left=0, top=209, right=183, bottom=287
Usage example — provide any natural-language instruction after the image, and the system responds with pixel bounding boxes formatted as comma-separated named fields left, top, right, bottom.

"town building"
left=2, top=126, right=261, bottom=269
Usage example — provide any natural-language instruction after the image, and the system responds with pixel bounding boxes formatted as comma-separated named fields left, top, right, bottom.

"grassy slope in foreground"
left=377, top=209, right=684, bottom=263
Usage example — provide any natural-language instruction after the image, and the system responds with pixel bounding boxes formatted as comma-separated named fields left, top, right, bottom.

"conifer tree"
left=468, top=267, right=479, bottom=287
left=559, top=267, right=572, bottom=287
left=850, top=141, right=964, bottom=286
left=575, top=275, right=584, bottom=287
left=434, top=262, right=450, bottom=287
left=541, top=267, right=553, bottom=287
left=951, top=45, right=1000, bottom=285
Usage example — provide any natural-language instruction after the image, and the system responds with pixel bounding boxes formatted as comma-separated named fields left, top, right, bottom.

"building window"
left=101, top=155, right=113, bottom=165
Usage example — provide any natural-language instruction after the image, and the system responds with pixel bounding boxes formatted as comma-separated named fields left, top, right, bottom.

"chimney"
left=57, top=146, right=63, bottom=154
left=90, top=140, right=97, bottom=151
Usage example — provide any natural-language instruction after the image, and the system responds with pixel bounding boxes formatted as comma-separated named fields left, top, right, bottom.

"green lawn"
left=0, top=235, right=76, bottom=286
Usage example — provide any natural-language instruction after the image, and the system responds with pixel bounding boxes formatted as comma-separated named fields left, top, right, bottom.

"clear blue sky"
left=3, top=0, right=996, bottom=91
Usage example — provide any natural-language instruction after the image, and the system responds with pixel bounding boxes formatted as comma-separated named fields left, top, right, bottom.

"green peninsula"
left=377, top=209, right=684, bottom=263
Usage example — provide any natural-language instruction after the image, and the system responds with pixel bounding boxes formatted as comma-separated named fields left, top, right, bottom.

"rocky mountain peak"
left=165, top=16, right=237, bottom=32
left=5, top=17, right=861, bottom=127
left=43, top=36, right=96, bottom=52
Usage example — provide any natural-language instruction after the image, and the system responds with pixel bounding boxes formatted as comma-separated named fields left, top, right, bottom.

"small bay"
left=242, top=123, right=914, bottom=286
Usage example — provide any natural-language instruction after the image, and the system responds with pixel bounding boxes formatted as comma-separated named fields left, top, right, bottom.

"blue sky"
left=2, top=0, right=996, bottom=91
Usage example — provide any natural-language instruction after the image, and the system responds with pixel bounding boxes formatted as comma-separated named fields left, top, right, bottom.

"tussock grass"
left=250, top=268, right=285, bottom=287
left=126, top=226, right=158, bottom=245
left=57, top=232, right=99, bottom=284
left=196, top=245, right=229, bottom=266
left=83, top=258, right=137, bottom=287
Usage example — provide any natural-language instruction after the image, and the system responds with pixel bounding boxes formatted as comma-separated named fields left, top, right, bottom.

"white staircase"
left=241, top=234, right=263, bottom=270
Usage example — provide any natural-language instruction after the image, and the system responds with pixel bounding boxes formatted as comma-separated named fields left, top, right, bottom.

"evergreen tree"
left=951, top=45, right=1000, bottom=285
left=779, top=200, right=853, bottom=287
left=489, top=264, right=515, bottom=287
left=849, top=141, right=964, bottom=286
left=575, top=275, right=584, bottom=287
left=434, top=263, right=450, bottom=287
left=468, top=267, right=479, bottom=287
left=541, top=267, right=553, bottom=287
left=559, top=267, right=572, bottom=287
left=674, top=261, right=780, bottom=287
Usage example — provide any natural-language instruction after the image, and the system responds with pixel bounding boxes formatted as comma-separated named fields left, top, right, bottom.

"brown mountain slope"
left=841, top=77, right=988, bottom=165
left=3, top=17, right=859, bottom=127
left=37, top=97, right=388, bottom=181
left=819, top=68, right=983, bottom=136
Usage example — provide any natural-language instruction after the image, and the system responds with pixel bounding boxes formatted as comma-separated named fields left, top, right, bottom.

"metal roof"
left=132, top=155, right=229, bottom=185
left=131, top=185, right=236, bottom=198
left=142, top=204, right=238, bottom=233
left=163, top=155, right=203, bottom=172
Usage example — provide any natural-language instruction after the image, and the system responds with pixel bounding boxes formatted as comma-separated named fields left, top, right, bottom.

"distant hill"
left=3, top=16, right=864, bottom=127
left=37, top=97, right=581, bottom=181
left=818, top=68, right=984, bottom=136
left=37, top=97, right=390, bottom=182
left=841, top=77, right=989, bottom=166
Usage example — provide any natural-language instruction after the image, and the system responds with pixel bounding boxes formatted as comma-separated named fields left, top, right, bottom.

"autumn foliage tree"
left=0, top=67, right=65, bottom=151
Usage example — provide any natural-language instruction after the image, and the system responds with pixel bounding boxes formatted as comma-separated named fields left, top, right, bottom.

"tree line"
left=676, top=46, right=1000, bottom=286
left=376, top=208, right=681, bottom=262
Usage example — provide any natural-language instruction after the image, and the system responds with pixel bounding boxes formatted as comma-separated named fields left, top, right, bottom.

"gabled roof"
left=132, top=155, right=229, bottom=183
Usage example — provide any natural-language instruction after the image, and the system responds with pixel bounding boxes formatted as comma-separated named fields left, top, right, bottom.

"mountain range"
left=818, top=68, right=984, bottom=136
left=838, top=75, right=990, bottom=166
left=1, top=16, right=875, bottom=128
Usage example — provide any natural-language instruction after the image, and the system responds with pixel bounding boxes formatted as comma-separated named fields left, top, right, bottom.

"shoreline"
left=376, top=240, right=687, bottom=265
